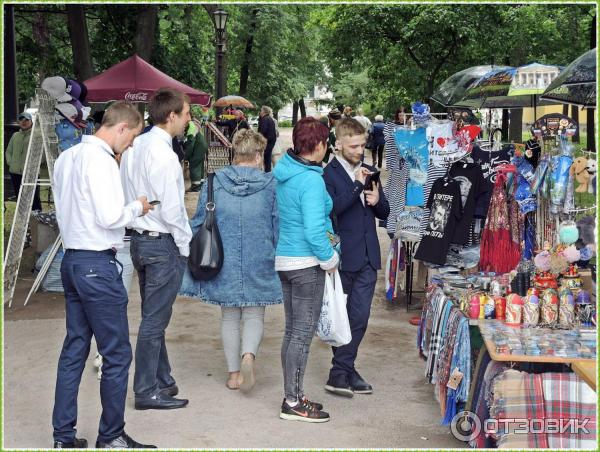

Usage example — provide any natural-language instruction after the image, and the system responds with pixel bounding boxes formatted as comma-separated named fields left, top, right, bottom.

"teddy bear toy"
left=571, top=156, right=590, bottom=193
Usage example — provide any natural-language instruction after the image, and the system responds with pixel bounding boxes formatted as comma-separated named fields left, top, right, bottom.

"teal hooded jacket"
left=273, top=151, right=336, bottom=265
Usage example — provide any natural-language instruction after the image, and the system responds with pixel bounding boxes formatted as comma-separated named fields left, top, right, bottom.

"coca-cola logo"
left=124, top=92, right=148, bottom=101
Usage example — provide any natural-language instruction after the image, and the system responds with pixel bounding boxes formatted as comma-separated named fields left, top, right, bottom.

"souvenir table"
left=478, top=319, right=596, bottom=363
left=571, top=361, right=597, bottom=391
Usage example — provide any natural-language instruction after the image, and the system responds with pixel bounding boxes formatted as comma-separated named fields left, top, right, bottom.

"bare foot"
left=226, top=371, right=241, bottom=390
left=240, top=353, right=256, bottom=393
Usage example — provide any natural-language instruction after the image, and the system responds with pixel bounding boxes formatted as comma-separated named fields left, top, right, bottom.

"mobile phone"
left=363, top=171, right=381, bottom=191
left=149, top=200, right=161, bottom=206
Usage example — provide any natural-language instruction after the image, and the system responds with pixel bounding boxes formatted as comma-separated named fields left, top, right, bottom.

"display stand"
left=402, top=239, right=426, bottom=311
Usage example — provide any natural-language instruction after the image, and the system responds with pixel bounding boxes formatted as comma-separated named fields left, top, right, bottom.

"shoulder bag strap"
left=206, top=172, right=215, bottom=206
left=205, top=173, right=216, bottom=229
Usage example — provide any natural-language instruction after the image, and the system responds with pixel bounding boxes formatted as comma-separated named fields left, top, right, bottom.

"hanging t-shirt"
left=471, top=144, right=511, bottom=183
left=393, top=127, right=428, bottom=206
left=383, top=122, right=408, bottom=236
left=414, top=178, right=463, bottom=265
left=449, top=161, right=490, bottom=244
left=471, top=144, right=511, bottom=218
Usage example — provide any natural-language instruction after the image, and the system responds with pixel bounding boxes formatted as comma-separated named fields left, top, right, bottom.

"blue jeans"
left=278, top=266, right=325, bottom=400
left=330, top=263, right=377, bottom=379
left=130, top=233, right=186, bottom=398
left=53, top=249, right=131, bottom=444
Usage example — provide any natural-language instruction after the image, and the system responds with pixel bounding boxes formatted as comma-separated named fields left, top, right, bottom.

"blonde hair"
left=260, top=105, right=273, bottom=117
left=232, top=129, right=266, bottom=164
left=335, top=117, right=366, bottom=140
left=102, top=101, right=143, bottom=129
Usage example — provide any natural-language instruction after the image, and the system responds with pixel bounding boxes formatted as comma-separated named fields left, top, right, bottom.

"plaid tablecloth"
left=489, top=369, right=549, bottom=448
left=542, top=372, right=597, bottom=449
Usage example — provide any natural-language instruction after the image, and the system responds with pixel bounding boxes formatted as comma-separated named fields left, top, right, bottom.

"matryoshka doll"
left=522, top=288, right=540, bottom=327
left=558, top=286, right=575, bottom=328
left=540, top=288, right=559, bottom=325
left=505, top=294, right=523, bottom=326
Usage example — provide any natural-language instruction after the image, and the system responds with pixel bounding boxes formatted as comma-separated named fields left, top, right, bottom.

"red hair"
left=292, top=117, right=329, bottom=156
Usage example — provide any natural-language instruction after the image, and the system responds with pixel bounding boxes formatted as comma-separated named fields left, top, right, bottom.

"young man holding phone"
left=322, top=118, right=390, bottom=397
left=120, top=88, right=193, bottom=410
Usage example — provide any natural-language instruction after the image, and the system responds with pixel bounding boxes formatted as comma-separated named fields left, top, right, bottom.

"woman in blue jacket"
left=273, top=117, right=338, bottom=423
left=180, top=129, right=282, bottom=392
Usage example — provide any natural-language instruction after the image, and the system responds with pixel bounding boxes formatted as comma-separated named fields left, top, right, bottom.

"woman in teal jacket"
left=273, top=117, right=338, bottom=423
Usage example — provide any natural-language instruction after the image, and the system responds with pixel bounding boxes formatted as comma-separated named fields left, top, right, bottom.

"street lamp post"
left=213, top=9, right=228, bottom=117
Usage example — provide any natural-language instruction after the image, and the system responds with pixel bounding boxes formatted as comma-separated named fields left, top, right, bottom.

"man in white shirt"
left=120, top=88, right=192, bottom=410
left=52, top=101, right=155, bottom=449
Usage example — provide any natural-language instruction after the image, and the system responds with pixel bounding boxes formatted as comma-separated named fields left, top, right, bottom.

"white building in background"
left=278, top=85, right=334, bottom=120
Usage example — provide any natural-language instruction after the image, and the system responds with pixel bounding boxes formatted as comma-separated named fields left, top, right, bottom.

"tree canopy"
left=12, top=3, right=595, bottom=118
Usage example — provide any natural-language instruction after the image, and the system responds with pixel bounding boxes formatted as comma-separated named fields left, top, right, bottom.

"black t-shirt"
left=471, top=144, right=510, bottom=217
left=525, top=139, right=541, bottom=168
left=449, top=162, right=489, bottom=244
left=414, top=178, right=463, bottom=265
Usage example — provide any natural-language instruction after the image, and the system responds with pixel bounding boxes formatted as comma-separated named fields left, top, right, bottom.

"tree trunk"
left=239, top=9, right=258, bottom=96
left=66, top=5, right=94, bottom=80
left=292, top=101, right=299, bottom=125
left=587, top=14, right=596, bottom=151
left=571, top=105, right=580, bottom=143
left=509, top=109, right=522, bottom=142
left=299, top=98, right=307, bottom=118
left=134, top=6, right=158, bottom=62
left=32, top=12, right=50, bottom=81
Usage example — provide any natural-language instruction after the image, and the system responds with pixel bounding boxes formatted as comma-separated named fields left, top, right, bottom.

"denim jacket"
left=179, top=165, right=282, bottom=306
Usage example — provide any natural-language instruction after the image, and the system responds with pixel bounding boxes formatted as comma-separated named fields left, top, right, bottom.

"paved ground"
left=3, top=131, right=464, bottom=448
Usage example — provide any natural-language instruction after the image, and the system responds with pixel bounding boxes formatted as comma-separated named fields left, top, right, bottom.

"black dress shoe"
left=134, top=390, right=189, bottom=410
left=53, top=437, right=88, bottom=448
left=95, top=432, right=156, bottom=448
left=159, top=384, right=179, bottom=397
left=324, top=374, right=354, bottom=397
left=350, top=371, right=373, bottom=394
left=187, top=183, right=202, bottom=193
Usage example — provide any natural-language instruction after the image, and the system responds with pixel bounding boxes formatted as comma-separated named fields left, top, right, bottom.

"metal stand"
left=3, top=89, right=60, bottom=307
left=402, top=239, right=426, bottom=311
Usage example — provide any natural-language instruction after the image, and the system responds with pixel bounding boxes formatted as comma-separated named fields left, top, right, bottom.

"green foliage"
left=312, top=3, right=594, bottom=118
left=226, top=5, right=325, bottom=111
left=11, top=3, right=594, bottom=120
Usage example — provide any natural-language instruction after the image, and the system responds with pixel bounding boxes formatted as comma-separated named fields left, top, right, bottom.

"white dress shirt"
left=53, top=135, right=143, bottom=251
left=120, top=126, right=192, bottom=256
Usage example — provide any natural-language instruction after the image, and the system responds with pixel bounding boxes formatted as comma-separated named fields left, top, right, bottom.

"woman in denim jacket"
left=273, top=117, right=339, bottom=423
left=180, top=129, right=281, bottom=392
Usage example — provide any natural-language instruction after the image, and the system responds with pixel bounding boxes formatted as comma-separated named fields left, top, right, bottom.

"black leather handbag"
left=188, top=173, right=224, bottom=280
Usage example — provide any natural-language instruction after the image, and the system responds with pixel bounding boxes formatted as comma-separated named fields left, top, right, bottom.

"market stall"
left=383, top=60, right=597, bottom=448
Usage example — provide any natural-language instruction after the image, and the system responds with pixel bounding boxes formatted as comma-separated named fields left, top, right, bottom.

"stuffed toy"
left=572, top=156, right=591, bottom=193
left=586, top=158, right=596, bottom=195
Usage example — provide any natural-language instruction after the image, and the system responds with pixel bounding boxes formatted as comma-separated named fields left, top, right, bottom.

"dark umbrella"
left=431, top=65, right=511, bottom=107
left=540, top=48, right=596, bottom=108
left=456, top=63, right=561, bottom=117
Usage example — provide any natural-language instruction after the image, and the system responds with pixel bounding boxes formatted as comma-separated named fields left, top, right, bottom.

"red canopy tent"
left=84, top=54, right=211, bottom=106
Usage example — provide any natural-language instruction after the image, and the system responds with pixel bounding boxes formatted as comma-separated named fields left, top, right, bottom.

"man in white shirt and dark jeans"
left=52, top=101, right=154, bottom=449
left=120, top=88, right=193, bottom=410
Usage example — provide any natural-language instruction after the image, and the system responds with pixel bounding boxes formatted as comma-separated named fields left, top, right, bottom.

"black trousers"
left=9, top=172, right=42, bottom=211
left=371, top=145, right=384, bottom=169
left=330, top=262, right=377, bottom=379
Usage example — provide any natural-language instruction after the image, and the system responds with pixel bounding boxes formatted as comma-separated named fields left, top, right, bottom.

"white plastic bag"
left=317, top=270, right=352, bottom=346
